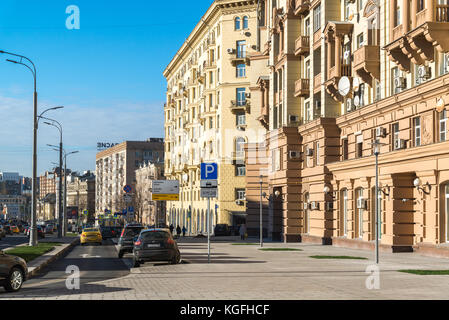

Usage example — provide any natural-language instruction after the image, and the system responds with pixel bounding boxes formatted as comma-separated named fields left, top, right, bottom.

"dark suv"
left=100, top=226, right=117, bottom=239
left=132, top=229, right=181, bottom=267
left=214, top=224, right=231, bottom=236
left=0, top=250, right=27, bottom=292
left=117, top=224, right=144, bottom=258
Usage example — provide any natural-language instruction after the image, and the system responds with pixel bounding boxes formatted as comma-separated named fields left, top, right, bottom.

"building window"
left=356, top=188, right=364, bottom=238
left=235, top=137, right=245, bottom=155
left=236, top=165, right=246, bottom=176
left=305, top=18, right=310, bottom=36
left=236, top=113, right=246, bottom=126
left=356, top=134, right=363, bottom=158
left=313, top=4, right=321, bottom=33
left=440, top=110, right=447, bottom=142
left=236, top=63, right=246, bottom=78
left=418, top=0, right=425, bottom=12
left=236, top=189, right=246, bottom=200
left=341, top=189, right=348, bottom=236
left=413, top=117, right=421, bottom=147
left=342, top=138, right=349, bottom=160
left=237, top=40, right=246, bottom=58
left=235, top=17, right=241, bottom=30
left=236, top=88, right=246, bottom=106
left=243, top=16, right=249, bottom=29
left=209, top=117, right=213, bottom=129
left=392, top=123, right=400, bottom=150
left=358, top=0, right=364, bottom=11
left=395, top=1, right=402, bottom=26
left=305, top=102, right=311, bottom=122
left=392, top=67, right=403, bottom=94
left=316, top=141, right=320, bottom=165
left=445, top=183, right=449, bottom=242
left=344, top=0, right=350, bottom=20
left=356, top=33, right=364, bottom=49
left=304, top=193, right=310, bottom=233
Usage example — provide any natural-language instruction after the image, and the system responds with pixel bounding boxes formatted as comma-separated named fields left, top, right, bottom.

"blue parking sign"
left=201, top=163, right=218, bottom=180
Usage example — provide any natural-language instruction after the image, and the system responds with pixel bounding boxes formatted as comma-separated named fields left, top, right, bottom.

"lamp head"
left=323, top=186, right=330, bottom=194
left=274, top=190, right=281, bottom=197
left=414, top=178, right=421, bottom=187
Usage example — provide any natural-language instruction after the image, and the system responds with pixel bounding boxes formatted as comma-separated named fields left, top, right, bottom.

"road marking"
left=80, top=254, right=101, bottom=258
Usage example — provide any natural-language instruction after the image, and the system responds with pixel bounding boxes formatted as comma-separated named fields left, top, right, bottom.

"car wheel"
left=4, top=267, right=24, bottom=292
left=118, top=250, right=124, bottom=259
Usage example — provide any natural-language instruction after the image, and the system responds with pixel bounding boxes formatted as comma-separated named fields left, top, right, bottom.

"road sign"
left=201, top=163, right=218, bottom=180
left=200, top=180, right=218, bottom=188
left=123, top=185, right=132, bottom=193
left=201, top=188, right=218, bottom=198
left=83, top=210, right=88, bottom=215
left=152, top=180, right=180, bottom=201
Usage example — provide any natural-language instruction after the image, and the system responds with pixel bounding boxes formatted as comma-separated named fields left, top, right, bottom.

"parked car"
left=0, top=250, right=27, bottom=292
left=3, top=225, right=12, bottom=235
left=132, top=228, right=181, bottom=267
left=117, top=223, right=144, bottom=258
left=80, top=228, right=102, bottom=246
left=0, top=225, right=5, bottom=239
left=45, top=224, right=54, bottom=234
left=112, top=226, right=123, bottom=237
left=214, top=224, right=231, bottom=236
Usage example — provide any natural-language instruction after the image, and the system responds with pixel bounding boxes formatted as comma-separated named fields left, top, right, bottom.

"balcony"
left=294, top=78, right=310, bottom=97
left=230, top=100, right=250, bottom=113
left=385, top=2, right=449, bottom=71
left=353, top=45, right=380, bottom=85
left=204, top=60, right=217, bottom=69
left=325, top=64, right=351, bottom=102
left=295, top=36, right=310, bottom=56
left=294, top=0, right=310, bottom=16
left=230, top=54, right=250, bottom=67
left=197, top=73, right=205, bottom=84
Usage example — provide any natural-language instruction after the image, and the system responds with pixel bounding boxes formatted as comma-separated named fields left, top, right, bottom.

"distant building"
left=0, top=172, right=20, bottom=183
left=66, top=171, right=96, bottom=222
left=135, top=162, right=165, bottom=226
left=95, top=139, right=164, bottom=216
left=0, top=195, right=27, bottom=221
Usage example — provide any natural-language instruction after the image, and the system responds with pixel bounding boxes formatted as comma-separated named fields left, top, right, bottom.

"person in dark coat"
left=169, top=224, right=174, bottom=234
left=182, top=226, right=187, bottom=237
left=176, top=225, right=181, bottom=237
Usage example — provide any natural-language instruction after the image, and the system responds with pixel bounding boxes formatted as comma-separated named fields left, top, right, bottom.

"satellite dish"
left=338, top=76, right=351, bottom=97
left=353, top=96, right=360, bottom=107
left=353, top=77, right=360, bottom=92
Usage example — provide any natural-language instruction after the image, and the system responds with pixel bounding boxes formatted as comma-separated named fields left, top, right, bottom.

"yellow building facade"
left=163, top=0, right=267, bottom=233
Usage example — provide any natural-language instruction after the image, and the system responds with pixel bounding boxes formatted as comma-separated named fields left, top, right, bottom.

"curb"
left=26, top=237, right=80, bottom=279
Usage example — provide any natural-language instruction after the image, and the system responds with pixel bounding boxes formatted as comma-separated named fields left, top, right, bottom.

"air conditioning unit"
left=227, top=48, right=235, bottom=54
left=357, top=198, right=367, bottom=210
left=310, top=201, right=319, bottom=210
left=289, top=151, right=301, bottom=159
left=394, top=77, right=406, bottom=89
left=289, top=115, right=300, bottom=123
left=418, top=65, right=431, bottom=79
left=375, top=127, right=387, bottom=138
left=305, top=147, right=314, bottom=157
left=346, top=99, right=354, bottom=113
left=395, top=139, right=407, bottom=150
left=325, top=202, right=334, bottom=211
left=303, top=203, right=309, bottom=210
left=245, top=93, right=251, bottom=99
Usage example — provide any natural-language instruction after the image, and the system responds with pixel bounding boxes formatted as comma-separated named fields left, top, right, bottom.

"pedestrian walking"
left=169, top=224, right=174, bottom=234
left=239, top=224, right=246, bottom=240
left=176, top=225, right=181, bottom=237
left=182, top=226, right=187, bottom=237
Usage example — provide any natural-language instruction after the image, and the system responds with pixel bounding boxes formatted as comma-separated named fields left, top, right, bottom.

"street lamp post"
left=43, top=118, right=63, bottom=238
left=63, top=151, right=79, bottom=236
left=1, top=50, right=38, bottom=246
left=259, top=175, right=263, bottom=248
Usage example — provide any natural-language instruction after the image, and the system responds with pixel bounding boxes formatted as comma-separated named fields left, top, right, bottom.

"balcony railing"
left=313, top=73, right=321, bottom=93
left=295, top=36, right=310, bottom=56
left=294, top=78, right=310, bottom=97
left=436, top=4, right=449, bottom=22
left=328, top=64, right=351, bottom=80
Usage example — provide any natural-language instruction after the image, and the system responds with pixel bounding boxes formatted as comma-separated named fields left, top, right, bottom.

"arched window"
left=355, top=188, right=364, bottom=238
left=235, top=17, right=241, bottom=30
left=235, top=137, right=246, bottom=155
left=304, top=193, right=310, bottom=234
left=340, top=189, right=348, bottom=236
left=243, top=16, right=249, bottom=29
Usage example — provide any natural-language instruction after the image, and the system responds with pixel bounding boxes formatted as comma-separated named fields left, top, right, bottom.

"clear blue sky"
left=0, top=0, right=212, bottom=177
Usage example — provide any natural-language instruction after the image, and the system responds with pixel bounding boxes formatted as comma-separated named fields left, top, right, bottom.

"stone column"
left=390, top=0, right=396, bottom=41
left=426, top=0, right=435, bottom=21
left=411, top=0, right=418, bottom=29
left=402, top=0, right=409, bottom=33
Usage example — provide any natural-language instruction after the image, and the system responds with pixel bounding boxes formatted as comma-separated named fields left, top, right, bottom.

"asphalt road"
left=0, top=234, right=30, bottom=250
left=0, top=238, right=131, bottom=298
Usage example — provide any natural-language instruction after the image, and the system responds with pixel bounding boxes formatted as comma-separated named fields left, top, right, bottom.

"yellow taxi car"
left=80, top=228, right=103, bottom=246
left=10, top=226, right=20, bottom=234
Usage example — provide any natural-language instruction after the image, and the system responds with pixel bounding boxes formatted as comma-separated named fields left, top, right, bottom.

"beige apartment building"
left=163, top=0, right=267, bottom=234
left=135, top=162, right=165, bottom=226
left=66, top=171, right=96, bottom=222
left=244, top=0, right=449, bottom=257
left=95, top=139, right=164, bottom=217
